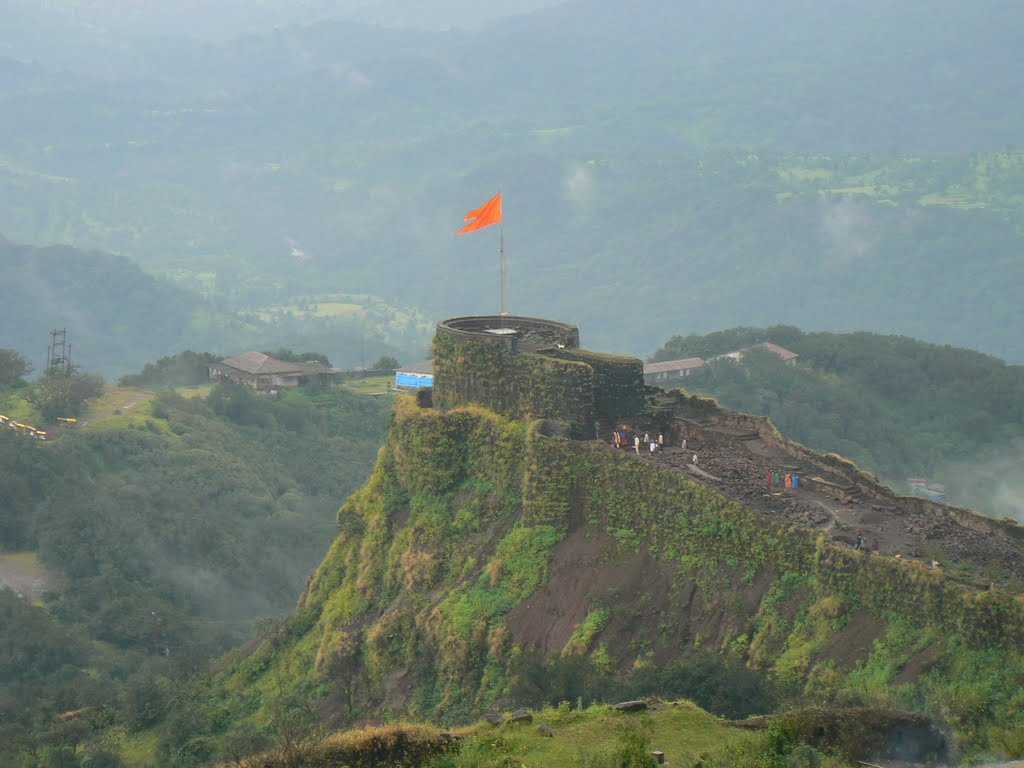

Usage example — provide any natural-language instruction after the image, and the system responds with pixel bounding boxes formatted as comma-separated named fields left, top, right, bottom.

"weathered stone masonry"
left=432, top=315, right=644, bottom=436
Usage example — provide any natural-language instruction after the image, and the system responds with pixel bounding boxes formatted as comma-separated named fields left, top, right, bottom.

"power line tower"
left=46, top=328, right=71, bottom=374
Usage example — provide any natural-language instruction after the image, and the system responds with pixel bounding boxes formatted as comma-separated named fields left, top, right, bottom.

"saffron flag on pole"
left=458, top=192, right=502, bottom=234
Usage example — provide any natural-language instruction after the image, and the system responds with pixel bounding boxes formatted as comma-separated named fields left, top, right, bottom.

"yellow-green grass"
left=176, top=384, right=212, bottom=399
left=253, top=301, right=365, bottom=322
left=779, top=167, right=834, bottom=183
left=342, top=375, right=394, bottom=396
left=240, top=702, right=761, bottom=768
left=0, top=551, right=52, bottom=606
left=918, top=192, right=987, bottom=209
left=457, top=701, right=758, bottom=767
left=826, top=185, right=879, bottom=196
left=98, top=726, right=159, bottom=768
left=81, top=387, right=170, bottom=433
left=311, top=301, right=364, bottom=318
left=0, top=392, right=40, bottom=424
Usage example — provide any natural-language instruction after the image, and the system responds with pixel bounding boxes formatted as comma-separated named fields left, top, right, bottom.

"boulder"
left=483, top=712, right=502, bottom=727
left=537, top=724, right=555, bottom=738
left=613, top=700, right=648, bottom=713
left=507, top=708, right=533, bottom=724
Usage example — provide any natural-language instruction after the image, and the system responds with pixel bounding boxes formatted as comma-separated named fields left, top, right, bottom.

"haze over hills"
left=0, top=237, right=425, bottom=376
left=650, top=326, right=1024, bottom=520
left=2, top=0, right=1024, bottom=360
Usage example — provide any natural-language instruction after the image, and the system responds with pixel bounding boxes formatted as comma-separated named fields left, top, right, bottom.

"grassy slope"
left=456, top=701, right=755, bottom=768
left=184, top=397, right=1024, bottom=761
left=234, top=701, right=760, bottom=768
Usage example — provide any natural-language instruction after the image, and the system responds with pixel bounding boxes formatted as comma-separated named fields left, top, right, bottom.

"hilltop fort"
left=430, top=315, right=1024, bottom=586
left=432, top=315, right=645, bottom=437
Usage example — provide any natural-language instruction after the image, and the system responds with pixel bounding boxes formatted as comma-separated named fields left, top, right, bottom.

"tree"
left=28, top=366, right=104, bottom=421
left=265, top=683, right=325, bottom=767
left=372, top=355, right=400, bottom=372
left=0, top=348, right=32, bottom=388
left=119, top=351, right=219, bottom=389
left=219, top=724, right=271, bottom=767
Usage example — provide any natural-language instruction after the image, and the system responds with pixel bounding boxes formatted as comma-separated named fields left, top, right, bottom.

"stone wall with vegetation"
left=195, top=397, right=1024, bottom=758
left=543, top=348, right=645, bottom=425
left=432, top=316, right=643, bottom=436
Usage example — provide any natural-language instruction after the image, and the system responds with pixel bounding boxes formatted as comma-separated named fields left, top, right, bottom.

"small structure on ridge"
left=432, top=315, right=644, bottom=437
left=209, top=352, right=340, bottom=392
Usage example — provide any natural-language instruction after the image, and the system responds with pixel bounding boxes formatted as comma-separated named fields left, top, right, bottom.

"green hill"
left=0, top=236, right=423, bottom=377
left=0, top=380, right=390, bottom=766
left=650, top=327, right=1024, bottom=520
left=157, top=394, right=1024, bottom=765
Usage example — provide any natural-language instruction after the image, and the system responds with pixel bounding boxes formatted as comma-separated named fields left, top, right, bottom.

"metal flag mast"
left=456, top=190, right=506, bottom=314
left=499, top=222, right=507, bottom=316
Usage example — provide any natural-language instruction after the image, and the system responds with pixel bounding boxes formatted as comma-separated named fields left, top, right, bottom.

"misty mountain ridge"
left=0, top=237, right=423, bottom=375
left=5, top=0, right=1024, bottom=474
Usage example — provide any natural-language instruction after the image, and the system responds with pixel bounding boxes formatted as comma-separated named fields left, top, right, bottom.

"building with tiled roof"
left=209, top=352, right=340, bottom=392
left=643, top=357, right=706, bottom=383
left=713, top=343, right=800, bottom=365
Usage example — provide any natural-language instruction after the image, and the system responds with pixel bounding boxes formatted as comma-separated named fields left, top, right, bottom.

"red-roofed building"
left=714, top=343, right=800, bottom=365
left=643, top=357, right=706, bottom=383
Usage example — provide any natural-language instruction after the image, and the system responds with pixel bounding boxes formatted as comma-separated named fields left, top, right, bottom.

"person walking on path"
left=681, top=437, right=687, bottom=451
left=634, top=435, right=641, bottom=455
left=658, top=433, right=664, bottom=447
left=692, top=453, right=698, bottom=465
left=649, top=440, right=657, bottom=454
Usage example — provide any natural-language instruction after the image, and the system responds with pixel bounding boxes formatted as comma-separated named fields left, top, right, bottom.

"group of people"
left=612, top=428, right=665, bottom=455
left=767, top=470, right=800, bottom=490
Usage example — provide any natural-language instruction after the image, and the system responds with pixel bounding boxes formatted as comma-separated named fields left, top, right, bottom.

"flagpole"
left=499, top=223, right=507, bottom=316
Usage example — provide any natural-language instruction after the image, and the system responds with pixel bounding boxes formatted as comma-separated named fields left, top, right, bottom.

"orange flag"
left=458, top=192, right=502, bottom=235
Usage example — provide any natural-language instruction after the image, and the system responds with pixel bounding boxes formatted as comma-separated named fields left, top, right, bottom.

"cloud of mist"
left=563, top=163, right=597, bottom=210
left=941, top=438, right=1024, bottom=522
left=819, top=197, right=877, bottom=265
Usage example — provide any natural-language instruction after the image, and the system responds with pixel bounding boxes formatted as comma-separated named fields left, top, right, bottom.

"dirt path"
left=611, top=418, right=1024, bottom=588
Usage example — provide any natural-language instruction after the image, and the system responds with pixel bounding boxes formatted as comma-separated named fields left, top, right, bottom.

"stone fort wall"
left=432, top=315, right=643, bottom=435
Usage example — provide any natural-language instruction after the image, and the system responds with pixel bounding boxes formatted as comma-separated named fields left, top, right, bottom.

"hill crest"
left=191, top=383, right=1024, bottom=756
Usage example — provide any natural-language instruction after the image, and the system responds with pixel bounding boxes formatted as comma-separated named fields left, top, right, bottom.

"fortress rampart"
left=432, top=315, right=644, bottom=436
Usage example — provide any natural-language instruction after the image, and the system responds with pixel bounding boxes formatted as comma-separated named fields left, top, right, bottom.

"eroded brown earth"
left=619, top=411, right=1024, bottom=589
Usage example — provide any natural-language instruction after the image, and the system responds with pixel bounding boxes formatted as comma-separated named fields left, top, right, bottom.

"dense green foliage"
left=0, top=238, right=201, bottom=377
left=3, top=5, right=1024, bottom=360
left=28, top=366, right=105, bottom=420
left=651, top=327, right=1024, bottom=518
left=0, top=348, right=32, bottom=388
left=0, top=382, right=389, bottom=766
left=119, top=352, right=221, bottom=389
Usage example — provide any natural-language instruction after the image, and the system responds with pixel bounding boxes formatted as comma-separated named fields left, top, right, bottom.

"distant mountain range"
left=1, top=0, right=1022, bottom=363
left=0, top=236, right=419, bottom=376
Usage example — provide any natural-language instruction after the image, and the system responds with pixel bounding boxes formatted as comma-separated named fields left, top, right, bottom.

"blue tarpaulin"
left=395, top=371, right=433, bottom=389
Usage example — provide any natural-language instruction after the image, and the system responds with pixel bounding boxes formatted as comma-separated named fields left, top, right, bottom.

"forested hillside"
left=2, top=2, right=1024, bottom=359
left=651, top=327, right=1024, bottom=519
left=0, top=237, right=423, bottom=376
left=0, top=379, right=389, bottom=765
